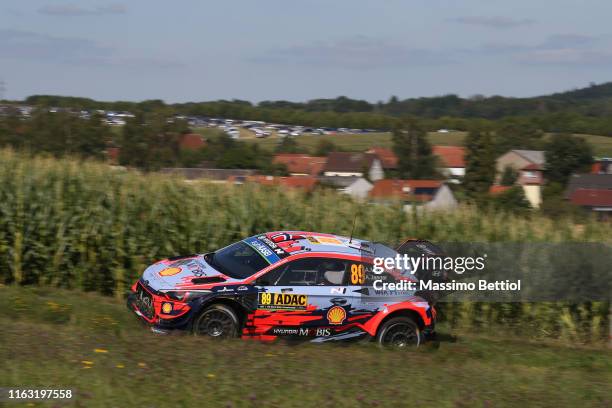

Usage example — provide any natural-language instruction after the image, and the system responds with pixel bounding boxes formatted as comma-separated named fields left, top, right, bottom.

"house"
left=322, top=152, right=384, bottom=181
left=432, top=145, right=465, bottom=182
left=369, top=179, right=458, bottom=211
left=272, top=154, right=327, bottom=176
left=489, top=185, right=512, bottom=195
left=565, top=174, right=612, bottom=219
left=317, top=176, right=373, bottom=200
left=179, top=133, right=206, bottom=150
left=495, top=150, right=546, bottom=208
left=591, top=158, right=612, bottom=174
left=496, top=149, right=545, bottom=184
left=365, top=147, right=398, bottom=171
left=342, top=178, right=373, bottom=200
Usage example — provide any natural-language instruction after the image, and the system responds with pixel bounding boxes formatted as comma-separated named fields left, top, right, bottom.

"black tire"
left=193, top=304, right=240, bottom=338
left=376, top=317, right=421, bottom=349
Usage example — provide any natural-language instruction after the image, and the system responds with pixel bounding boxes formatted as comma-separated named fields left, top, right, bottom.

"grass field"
left=239, top=131, right=466, bottom=153
left=1, top=285, right=610, bottom=408
left=219, top=129, right=612, bottom=156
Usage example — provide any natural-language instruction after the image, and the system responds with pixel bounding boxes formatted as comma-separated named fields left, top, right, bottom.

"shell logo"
left=327, top=306, right=346, bottom=325
left=159, top=267, right=181, bottom=277
left=161, top=302, right=173, bottom=314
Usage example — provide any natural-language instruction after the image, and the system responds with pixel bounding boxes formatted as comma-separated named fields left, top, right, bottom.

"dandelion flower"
left=207, top=373, right=216, bottom=378
left=94, top=348, right=108, bottom=353
left=81, top=360, right=94, bottom=365
left=116, top=364, right=125, bottom=368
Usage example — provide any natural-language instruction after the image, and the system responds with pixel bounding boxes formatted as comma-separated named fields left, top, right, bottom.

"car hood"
left=142, top=254, right=237, bottom=291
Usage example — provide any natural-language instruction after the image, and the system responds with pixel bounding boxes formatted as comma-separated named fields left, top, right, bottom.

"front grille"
left=135, top=282, right=155, bottom=319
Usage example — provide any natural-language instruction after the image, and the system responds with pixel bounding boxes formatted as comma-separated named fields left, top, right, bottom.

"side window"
left=259, top=258, right=350, bottom=286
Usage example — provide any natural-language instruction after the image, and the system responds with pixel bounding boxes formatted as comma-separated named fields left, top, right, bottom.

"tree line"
left=15, top=81, right=612, bottom=135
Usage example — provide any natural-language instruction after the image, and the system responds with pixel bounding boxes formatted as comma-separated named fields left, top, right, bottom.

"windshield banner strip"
left=244, top=237, right=281, bottom=264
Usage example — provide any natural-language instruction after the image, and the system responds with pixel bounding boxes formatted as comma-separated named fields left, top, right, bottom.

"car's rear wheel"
left=376, top=317, right=420, bottom=349
left=193, top=304, right=239, bottom=338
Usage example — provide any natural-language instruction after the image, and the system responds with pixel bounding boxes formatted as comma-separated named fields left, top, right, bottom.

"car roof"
left=249, top=231, right=373, bottom=259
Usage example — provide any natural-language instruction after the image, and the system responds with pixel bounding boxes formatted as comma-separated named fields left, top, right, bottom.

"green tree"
left=20, top=109, right=108, bottom=158
left=314, top=139, right=339, bottom=156
left=494, top=119, right=544, bottom=155
left=275, top=136, right=303, bottom=154
left=491, top=186, right=531, bottom=214
left=392, top=119, right=437, bottom=178
left=500, top=165, right=518, bottom=186
left=464, top=127, right=496, bottom=198
left=545, top=134, right=593, bottom=186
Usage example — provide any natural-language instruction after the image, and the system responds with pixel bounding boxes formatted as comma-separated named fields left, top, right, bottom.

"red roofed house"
left=565, top=174, right=612, bottom=220
left=432, top=146, right=466, bottom=183
left=591, top=158, right=611, bottom=174
left=273, top=154, right=327, bottom=176
left=179, top=133, right=207, bottom=150
left=365, top=147, right=398, bottom=171
left=489, top=185, right=512, bottom=195
left=369, top=179, right=457, bottom=211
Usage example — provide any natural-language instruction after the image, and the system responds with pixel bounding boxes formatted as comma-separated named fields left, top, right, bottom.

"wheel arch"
left=362, top=304, right=430, bottom=337
left=194, top=296, right=250, bottom=327
left=377, top=309, right=425, bottom=333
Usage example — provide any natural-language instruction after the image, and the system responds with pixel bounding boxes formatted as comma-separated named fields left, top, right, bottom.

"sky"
left=1, top=0, right=611, bottom=103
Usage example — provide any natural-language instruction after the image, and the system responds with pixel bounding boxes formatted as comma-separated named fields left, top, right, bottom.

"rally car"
left=127, top=231, right=444, bottom=348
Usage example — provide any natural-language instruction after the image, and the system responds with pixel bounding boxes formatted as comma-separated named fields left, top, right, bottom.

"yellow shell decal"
left=159, top=267, right=181, bottom=277
left=161, top=302, right=173, bottom=314
left=327, top=306, right=347, bottom=325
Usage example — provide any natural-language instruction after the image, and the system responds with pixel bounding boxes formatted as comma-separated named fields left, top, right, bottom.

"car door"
left=254, top=257, right=358, bottom=336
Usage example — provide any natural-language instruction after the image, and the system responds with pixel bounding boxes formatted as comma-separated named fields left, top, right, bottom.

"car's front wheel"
left=193, top=304, right=240, bottom=338
left=376, top=317, right=421, bottom=348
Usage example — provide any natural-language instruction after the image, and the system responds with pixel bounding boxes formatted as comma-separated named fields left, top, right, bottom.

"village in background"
left=1, top=84, right=611, bottom=221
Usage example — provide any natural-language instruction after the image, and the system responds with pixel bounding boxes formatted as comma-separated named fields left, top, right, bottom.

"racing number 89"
left=350, top=264, right=365, bottom=285
left=260, top=293, right=272, bottom=305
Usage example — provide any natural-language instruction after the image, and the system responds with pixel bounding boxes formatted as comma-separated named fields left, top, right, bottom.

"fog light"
left=161, top=302, right=173, bottom=314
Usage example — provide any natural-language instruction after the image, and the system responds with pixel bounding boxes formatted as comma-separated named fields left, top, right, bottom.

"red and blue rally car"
left=127, top=231, right=441, bottom=348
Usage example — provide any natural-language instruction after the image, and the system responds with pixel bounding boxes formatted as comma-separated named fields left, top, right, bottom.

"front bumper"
left=126, top=281, right=193, bottom=332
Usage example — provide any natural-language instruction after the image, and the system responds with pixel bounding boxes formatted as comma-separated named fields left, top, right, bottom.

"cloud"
left=480, top=34, right=611, bottom=66
left=38, top=3, right=126, bottom=16
left=540, top=34, right=596, bottom=49
left=517, top=49, right=612, bottom=65
left=0, top=29, right=184, bottom=70
left=250, top=36, right=454, bottom=69
left=0, top=29, right=112, bottom=64
left=449, top=16, right=534, bottom=29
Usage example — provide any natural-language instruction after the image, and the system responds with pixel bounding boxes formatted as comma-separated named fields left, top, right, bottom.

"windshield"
left=207, top=241, right=269, bottom=279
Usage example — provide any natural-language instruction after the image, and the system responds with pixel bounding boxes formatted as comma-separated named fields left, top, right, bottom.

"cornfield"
left=0, top=149, right=609, bottom=342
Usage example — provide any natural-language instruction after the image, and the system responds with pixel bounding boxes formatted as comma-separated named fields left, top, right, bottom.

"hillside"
left=21, top=82, right=612, bottom=119
left=1, top=285, right=610, bottom=407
